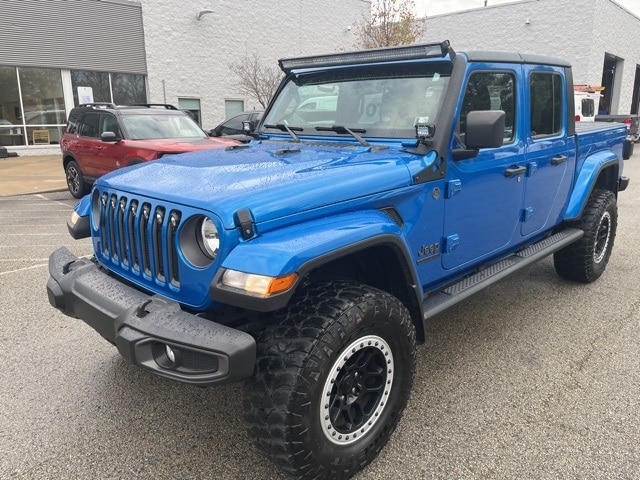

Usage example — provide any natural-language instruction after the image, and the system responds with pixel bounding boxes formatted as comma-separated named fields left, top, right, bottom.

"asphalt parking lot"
left=1, top=155, right=639, bottom=479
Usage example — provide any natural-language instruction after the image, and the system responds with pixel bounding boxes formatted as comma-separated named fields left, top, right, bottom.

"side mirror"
left=100, top=131, right=119, bottom=143
left=465, top=110, right=505, bottom=149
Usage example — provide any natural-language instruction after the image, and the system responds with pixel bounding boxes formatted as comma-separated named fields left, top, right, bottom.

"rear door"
left=521, top=67, right=575, bottom=237
left=75, top=112, right=101, bottom=177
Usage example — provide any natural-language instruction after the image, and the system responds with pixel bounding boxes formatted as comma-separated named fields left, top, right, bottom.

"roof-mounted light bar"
left=278, top=40, right=454, bottom=74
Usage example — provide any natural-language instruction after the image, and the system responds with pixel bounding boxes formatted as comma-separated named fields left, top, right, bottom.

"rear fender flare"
left=564, top=150, right=619, bottom=220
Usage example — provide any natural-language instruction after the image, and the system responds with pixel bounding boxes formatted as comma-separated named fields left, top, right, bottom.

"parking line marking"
left=0, top=263, right=48, bottom=275
left=36, top=194, right=76, bottom=209
left=0, top=254, right=92, bottom=275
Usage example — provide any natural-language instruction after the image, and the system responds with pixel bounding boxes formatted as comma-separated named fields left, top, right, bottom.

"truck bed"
left=575, top=121, right=627, bottom=161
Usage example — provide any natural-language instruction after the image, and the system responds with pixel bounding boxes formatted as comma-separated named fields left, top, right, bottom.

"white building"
left=420, top=0, right=640, bottom=116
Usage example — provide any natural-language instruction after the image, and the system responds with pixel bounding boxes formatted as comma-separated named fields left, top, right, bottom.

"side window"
left=582, top=98, right=594, bottom=117
left=99, top=113, right=120, bottom=137
left=530, top=72, right=563, bottom=137
left=66, top=112, right=80, bottom=133
left=460, top=72, right=515, bottom=144
left=220, top=114, right=249, bottom=135
left=78, top=113, right=99, bottom=137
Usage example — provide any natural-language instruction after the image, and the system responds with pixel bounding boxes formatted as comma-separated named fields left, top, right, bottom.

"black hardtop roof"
left=463, top=50, right=571, bottom=68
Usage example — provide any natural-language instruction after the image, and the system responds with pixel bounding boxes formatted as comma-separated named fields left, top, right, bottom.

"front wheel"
left=242, top=282, right=416, bottom=479
left=65, top=160, right=87, bottom=198
left=554, top=189, right=617, bottom=283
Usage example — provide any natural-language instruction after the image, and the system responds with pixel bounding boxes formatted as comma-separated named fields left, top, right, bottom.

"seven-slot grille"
left=98, top=192, right=181, bottom=287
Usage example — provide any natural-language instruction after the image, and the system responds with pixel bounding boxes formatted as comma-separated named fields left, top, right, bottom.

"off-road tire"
left=554, top=189, right=617, bottom=283
left=242, top=282, right=416, bottom=479
left=65, top=160, right=87, bottom=198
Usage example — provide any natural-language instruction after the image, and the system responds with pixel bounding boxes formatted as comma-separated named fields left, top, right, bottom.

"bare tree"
left=352, top=0, right=426, bottom=49
left=229, top=53, right=282, bottom=109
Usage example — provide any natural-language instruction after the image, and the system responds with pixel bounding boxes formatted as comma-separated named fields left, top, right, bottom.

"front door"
left=91, top=113, right=125, bottom=176
left=443, top=68, right=526, bottom=270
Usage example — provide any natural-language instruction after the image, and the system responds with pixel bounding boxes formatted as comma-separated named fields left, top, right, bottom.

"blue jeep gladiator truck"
left=48, top=41, right=629, bottom=479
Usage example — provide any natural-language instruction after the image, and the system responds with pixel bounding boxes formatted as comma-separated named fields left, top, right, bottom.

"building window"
left=70, top=70, right=147, bottom=106
left=112, top=73, right=146, bottom=104
left=530, top=72, right=563, bottom=137
left=0, top=66, right=24, bottom=147
left=1, top=66, right=68, bottom=146
left=71, top=70, right=111, bottom=105
left=19, top=67, right=67, bottom=145
left=225, top=99, right=245, bottom=119
left=179, top=98, right=202, bottom=125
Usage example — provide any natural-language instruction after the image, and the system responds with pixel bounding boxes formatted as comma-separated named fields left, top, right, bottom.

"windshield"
left=122, top=113, right=205, bottom=140
left=263, top=62, right=451, bottom=140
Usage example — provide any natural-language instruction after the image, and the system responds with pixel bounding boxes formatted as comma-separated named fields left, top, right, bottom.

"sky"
left=415, top=0, right=640, bottom=18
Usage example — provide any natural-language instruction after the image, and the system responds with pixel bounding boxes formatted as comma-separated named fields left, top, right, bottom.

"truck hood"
left=98, top=142, right=414, bottom=229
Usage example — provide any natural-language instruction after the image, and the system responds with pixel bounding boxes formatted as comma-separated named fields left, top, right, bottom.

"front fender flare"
left=67, top=193, right=92, bottom=239
left=565, top=150, right=619, bottom=220
left=210, top=210, right=418, bottom=312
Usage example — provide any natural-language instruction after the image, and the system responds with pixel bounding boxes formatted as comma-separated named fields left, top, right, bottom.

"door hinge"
left=446, top=179, right=462, bottom=199
left=444, top=234, right=460, bottom=253
left=527, top=162, right=538, bottom=177
left=521, top=207, right=534, bottom=223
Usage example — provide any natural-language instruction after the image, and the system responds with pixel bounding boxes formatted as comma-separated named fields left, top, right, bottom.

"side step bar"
left=423, top=228, right=584, bottom=321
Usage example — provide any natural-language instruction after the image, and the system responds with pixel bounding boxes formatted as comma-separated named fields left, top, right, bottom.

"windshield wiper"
left=315, top=125, right=370, bottom=147
left=263, top=123, right=302, bottom=142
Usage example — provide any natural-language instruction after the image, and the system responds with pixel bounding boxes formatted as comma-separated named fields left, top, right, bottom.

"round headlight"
left=200, top=217, right=220, bottom=259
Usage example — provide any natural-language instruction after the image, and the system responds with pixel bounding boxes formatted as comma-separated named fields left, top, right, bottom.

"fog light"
left=165, top=344, right=176, bottom=364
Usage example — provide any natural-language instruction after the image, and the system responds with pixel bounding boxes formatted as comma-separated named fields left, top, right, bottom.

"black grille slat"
left=118, top=197, right=128, bottom=266
left=101, top=193, right=109, bottom=255
left=168, top=211, right=181, bottom=286
left=108, top=195, right=118, bottom=261
left=153, top=207, right=166, bottom=282
left=128, top=201, right=139, bottom=271
left=141, top=204, right=151, bottom=276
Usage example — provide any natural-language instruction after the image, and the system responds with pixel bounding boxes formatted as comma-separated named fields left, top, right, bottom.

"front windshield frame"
left=262, top=61, right=452, bottom=140
left=121, top=113, right=205, bottom=140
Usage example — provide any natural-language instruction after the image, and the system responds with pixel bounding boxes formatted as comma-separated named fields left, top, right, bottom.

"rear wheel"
left=554, top=189, right=617, bottom=283
left=242, top=282, right=416, bottom=479
left=65, top=160, right=87, bottom=198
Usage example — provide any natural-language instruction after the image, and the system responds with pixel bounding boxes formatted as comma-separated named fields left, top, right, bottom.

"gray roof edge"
left=463, top=50, right=571, bottom=68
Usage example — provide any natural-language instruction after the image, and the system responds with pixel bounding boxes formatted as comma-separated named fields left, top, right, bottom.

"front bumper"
left=46, top=247, right=256, bottom=386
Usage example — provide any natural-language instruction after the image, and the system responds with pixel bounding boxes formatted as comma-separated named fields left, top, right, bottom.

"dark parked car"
left=595, top=113, right=639, bottom=142
left=61, top=103, right=239, bottom=198
left=208, top=110, right=264, bottom=142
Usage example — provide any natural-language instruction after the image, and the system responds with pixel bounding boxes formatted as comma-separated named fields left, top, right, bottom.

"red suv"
left=61, top=103, right=239, bottom=198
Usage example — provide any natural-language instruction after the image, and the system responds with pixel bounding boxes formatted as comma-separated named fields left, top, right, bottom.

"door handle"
left=551, top=155, right=568, bottom=165
left=504, top=165, right=526, bottom=177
